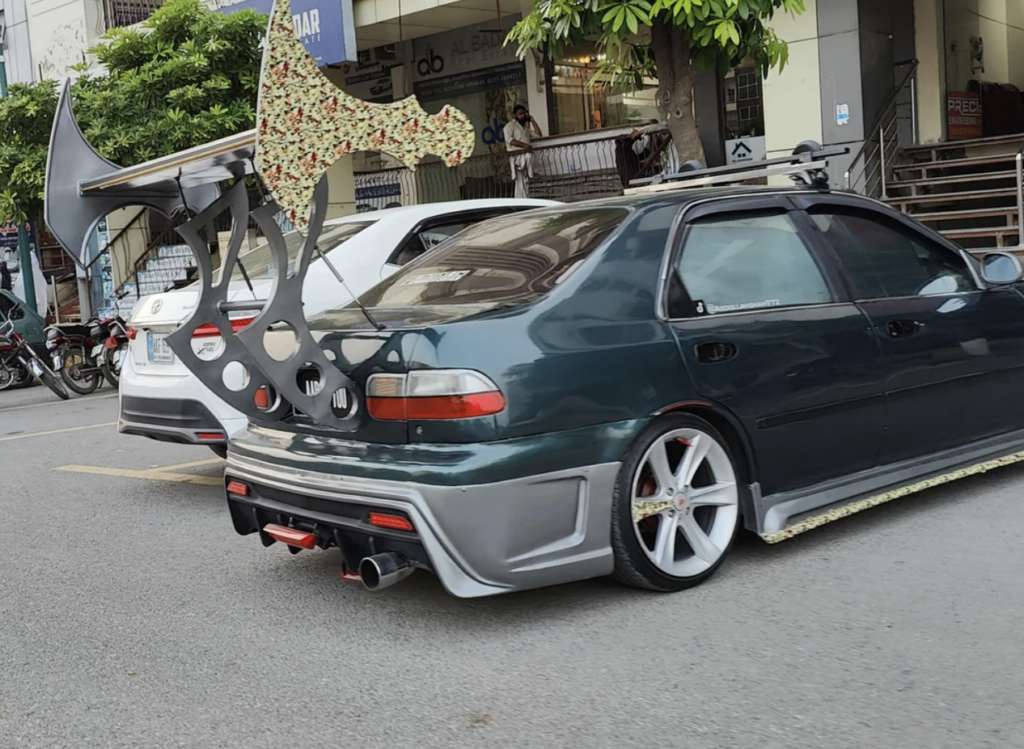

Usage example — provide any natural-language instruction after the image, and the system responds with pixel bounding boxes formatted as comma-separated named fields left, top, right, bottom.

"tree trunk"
left=650, top=17, right=706, bottom=167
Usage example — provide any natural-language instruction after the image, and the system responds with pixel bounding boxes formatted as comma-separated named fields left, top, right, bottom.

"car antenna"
left=313, top=245, right=385, bottom=330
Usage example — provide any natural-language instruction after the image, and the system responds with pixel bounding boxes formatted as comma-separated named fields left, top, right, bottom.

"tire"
left=611, top=413, right=743, bottom=592
left=36, top=360, right=69, bottom=400
left=208, top=444, right=228, bottom=459
left=59, top=343, right=101, bottom=395
left=102, top=343, right=125, bottom=389
left=0, top=364, right=14, bottom=390
left=4, top=361, right=34, bottom=390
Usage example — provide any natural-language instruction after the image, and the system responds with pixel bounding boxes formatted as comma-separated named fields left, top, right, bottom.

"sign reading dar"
left=206, top=0, right=356, bottom=66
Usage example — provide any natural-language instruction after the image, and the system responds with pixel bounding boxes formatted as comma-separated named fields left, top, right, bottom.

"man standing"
left=503, top=105, right=543, bottom=198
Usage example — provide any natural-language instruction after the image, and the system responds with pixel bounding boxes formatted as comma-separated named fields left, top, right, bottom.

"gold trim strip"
left=761, top=449, right=1024, bottom=544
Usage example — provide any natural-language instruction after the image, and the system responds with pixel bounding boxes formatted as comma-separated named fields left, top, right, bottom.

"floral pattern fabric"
left=255, top=0, right=476, bottom=232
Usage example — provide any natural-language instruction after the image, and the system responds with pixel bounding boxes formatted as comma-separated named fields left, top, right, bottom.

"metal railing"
left=353, top=130, right=676, bottom=212
left=102, top=0, right=165, bottom=29
left=845, top=60, right=919, bottom=199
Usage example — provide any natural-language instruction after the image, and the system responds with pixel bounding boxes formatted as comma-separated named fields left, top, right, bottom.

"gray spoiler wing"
left=44, top=79, right=223, bottom=268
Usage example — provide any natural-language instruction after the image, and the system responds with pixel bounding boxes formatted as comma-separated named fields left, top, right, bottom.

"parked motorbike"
left=91, top=315, right=128, bottom=388
left=1, top=316, right=69, bottom=400
left=45, top=320, right=102, bottom=395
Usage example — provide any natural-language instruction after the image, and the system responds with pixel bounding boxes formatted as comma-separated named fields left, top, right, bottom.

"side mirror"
left=980, top=252, right=1024, bottom=286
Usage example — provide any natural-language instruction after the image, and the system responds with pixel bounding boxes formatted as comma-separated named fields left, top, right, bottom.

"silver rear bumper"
left=226, top=453, right=620, bottom=598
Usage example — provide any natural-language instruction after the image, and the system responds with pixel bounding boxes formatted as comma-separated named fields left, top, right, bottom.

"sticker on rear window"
left=706, top=299, right=782, bottom=314
left=399, top=270, right=471, bottom=286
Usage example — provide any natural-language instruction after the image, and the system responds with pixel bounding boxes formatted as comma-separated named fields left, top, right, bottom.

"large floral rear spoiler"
left=43, top=0, right=475, bottom=430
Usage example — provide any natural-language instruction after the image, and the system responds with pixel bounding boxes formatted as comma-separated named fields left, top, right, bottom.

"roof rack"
left=624, top=141, right=850, bottom=196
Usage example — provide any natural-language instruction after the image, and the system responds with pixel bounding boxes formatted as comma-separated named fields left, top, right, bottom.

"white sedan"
left=119, top=198, right=557, bottom=456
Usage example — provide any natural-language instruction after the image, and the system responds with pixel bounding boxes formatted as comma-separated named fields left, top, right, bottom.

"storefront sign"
left=342, top=44, right=397, bottom=103
left=725, top=136, right=766, bottom=165
left=411, top=17, right=526, bottom=103
left=947, top=92, right=983, bottom=140
left=206, top=0, right=356, bottom=66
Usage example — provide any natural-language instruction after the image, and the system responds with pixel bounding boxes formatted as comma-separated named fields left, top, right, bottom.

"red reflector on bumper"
left=196, top=432, right=226, bottom=441
left=226, top=481, right=249, bottom=496
left=368, top=512, right=414, bottom=532
left=264, top=523, right=317, bottom=550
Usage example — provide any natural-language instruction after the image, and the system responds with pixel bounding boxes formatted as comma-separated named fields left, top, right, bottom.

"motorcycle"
left=91, top=315, right=128, bottom=388
left=45, top=320, right=102, bottom=395
left=1, top=316, right=69, bottom=400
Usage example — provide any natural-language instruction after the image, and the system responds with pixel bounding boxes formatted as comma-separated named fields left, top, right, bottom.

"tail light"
left=127, top=327, right=138, bottom=340
left=192, top=317, right=255, bottom=338
left=366, top=370, right=505, bottom=421
left=368, top=512, right=415, bottom=532
left=105, top=338, right=118, bottom=349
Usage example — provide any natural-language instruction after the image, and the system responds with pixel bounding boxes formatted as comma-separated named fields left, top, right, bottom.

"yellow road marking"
left=0, top=422, right=117, bottom=442
left=55, top=464, right=223, bottom=486
left=152, top=457, right=224, bottom=472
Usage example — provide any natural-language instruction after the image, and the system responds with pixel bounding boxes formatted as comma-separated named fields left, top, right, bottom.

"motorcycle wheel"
left=0, top=364, right=14, bottom=390
left=5, top=362, right=34, bottom=389
left=102, top=343, right=125, bottom=389
left=36, top=358, right=70, bottom=400
left=59, top=343, right=101, bottom=395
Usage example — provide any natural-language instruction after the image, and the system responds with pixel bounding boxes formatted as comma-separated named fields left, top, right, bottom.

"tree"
left=507, top=0, right=805, bottom=164
left=0, top=0, right=266, bottom=223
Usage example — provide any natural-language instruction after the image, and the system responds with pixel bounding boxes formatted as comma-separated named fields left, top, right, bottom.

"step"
left=904, top=133, right=1024, bottom=156
left=157, top=245, right=194, bottom=259
left=940, top=225, right=1019, bottom=239
left=146, top=256, right=195, bottom=272
left=888, top=170, right=1018, bottom=190
left=910, top=206, right=1019, bottom=222
left=894, top=154, right=1018, bottom=173
left=887, top=187, right=1018, bottom=208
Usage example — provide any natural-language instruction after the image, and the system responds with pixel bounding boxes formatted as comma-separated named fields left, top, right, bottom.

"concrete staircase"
left=116, top=244, right=196, bottom=315
left=886, top=134, right=1024, bottom=253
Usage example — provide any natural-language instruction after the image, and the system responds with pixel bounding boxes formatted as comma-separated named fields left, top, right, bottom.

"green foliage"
left=507, top=0, right=805, bottom=91
left=0, top=81, right=59, bottom=223
left=0, top=0, right=266, bottom=222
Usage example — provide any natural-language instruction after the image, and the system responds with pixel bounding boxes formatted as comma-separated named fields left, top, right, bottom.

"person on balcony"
left=503, top=105, right=543, bottom=198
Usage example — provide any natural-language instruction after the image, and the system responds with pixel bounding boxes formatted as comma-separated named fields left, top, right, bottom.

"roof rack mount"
left=625, top=142, right=850, bottom=195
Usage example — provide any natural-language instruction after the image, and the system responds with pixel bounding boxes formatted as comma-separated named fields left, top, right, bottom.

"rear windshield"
left=352, top=208, right=628, bottom=310
left=215, top=221, right=375, bottom=284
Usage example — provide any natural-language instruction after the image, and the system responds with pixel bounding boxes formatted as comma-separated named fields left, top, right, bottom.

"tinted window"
left=391, top=219, right=478, bottom=267
left=355, top=208, right=628, bottom=309
left=669, top=212, right=831, bottom=318
left=216, top=221, right=375, bottom=284
left=807, top=210, right=974, bottom=298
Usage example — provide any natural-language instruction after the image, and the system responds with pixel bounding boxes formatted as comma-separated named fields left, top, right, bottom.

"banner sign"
left=947, top=92, right=983, bottom=140
left=411, top=17, right=526, bottom=103
left=206, top=0, right=356, bottom=66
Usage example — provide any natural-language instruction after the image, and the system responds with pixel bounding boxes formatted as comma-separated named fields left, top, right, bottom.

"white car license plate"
left=91, top=344, right=104, bottom=358
left=147, top=333, right=175, bottom=364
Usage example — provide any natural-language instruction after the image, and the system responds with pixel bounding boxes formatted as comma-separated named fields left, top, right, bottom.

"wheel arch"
left=652, top=401, right=758, bottom=529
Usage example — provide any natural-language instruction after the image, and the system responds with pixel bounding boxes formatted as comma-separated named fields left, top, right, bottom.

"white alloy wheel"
left=629, top=426, right=739, bottom=579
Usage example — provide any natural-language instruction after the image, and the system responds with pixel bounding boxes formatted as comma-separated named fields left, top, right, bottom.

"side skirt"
left=755, top=431, right=1024, bottom=543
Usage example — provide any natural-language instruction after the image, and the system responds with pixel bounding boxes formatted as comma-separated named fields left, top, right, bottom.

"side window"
left=806, top=209, right=975, bottom=299
left=0, top=293, right=13, bottom=321
left=668, top=212, right=832, bottom=318
left=391, top=213, right=511, bottom=267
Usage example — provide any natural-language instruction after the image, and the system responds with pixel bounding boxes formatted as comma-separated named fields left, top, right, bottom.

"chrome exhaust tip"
left=358, top=552, right=414, bottom=591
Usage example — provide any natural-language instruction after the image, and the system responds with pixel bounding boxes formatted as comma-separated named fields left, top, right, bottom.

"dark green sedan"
left=224, top=185, right=1024, bottom=597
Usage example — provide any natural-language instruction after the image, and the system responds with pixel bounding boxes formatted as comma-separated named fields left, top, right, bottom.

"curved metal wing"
left=44, top=81, right=220, bottom=268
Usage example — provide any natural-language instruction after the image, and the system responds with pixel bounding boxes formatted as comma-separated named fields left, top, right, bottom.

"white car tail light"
left=366, top=369, right=505, bottom=421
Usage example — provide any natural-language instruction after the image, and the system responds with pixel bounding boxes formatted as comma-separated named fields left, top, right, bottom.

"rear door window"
left=669, top=212, right=833, bottom=318
left=356, top=208, right=629, bottom=309
left=218, top=221, right=375, bottom=284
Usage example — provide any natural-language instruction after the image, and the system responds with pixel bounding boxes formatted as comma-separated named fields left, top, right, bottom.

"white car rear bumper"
left=118, top=354, right=248, bottom=445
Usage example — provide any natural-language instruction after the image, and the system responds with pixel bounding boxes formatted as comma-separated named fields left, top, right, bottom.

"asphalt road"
left=2, top=384, right=1022, bottom=749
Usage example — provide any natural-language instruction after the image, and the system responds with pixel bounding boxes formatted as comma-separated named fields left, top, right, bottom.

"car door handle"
left=886, top=319, right=923, bottom=338
left=695, top=341, right=737, bottom=364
